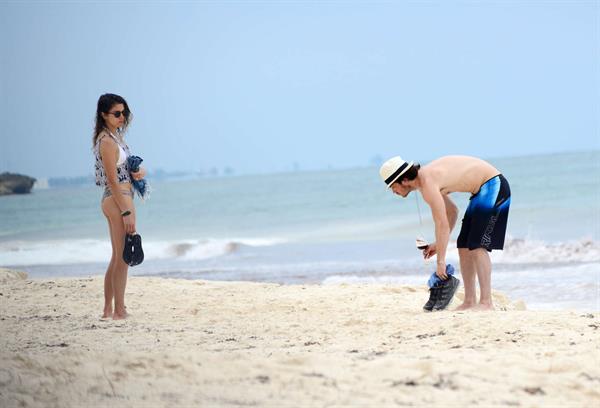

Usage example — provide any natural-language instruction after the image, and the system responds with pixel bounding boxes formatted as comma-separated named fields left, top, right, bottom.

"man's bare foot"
left=455, top=302, right=476, bottom=311
left=101, top=309, right=113, bottom=319
left=472, top=303, right=495, bottom=311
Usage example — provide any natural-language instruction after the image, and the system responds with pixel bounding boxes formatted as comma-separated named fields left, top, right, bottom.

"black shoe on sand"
left=423, top=286, right=442, bottom=312
left=433, top=276, right=460, bottom=311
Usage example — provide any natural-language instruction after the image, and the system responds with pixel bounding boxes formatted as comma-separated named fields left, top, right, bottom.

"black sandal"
left=123, top=233, right=144, bottom=266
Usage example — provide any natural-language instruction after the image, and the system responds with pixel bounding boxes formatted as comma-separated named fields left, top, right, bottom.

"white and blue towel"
left=427, top=264, right=456, bottom=288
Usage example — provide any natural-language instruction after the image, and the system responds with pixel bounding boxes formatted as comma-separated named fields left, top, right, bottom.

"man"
left=379, top=156, right=511, bottom=311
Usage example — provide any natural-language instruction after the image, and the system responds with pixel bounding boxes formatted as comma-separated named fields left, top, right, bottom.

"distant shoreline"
left=13, top=149, right=600, bottom=189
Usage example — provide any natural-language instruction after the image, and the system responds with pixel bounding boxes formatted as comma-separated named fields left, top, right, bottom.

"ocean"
left=1, top=151, right=599, bottom=311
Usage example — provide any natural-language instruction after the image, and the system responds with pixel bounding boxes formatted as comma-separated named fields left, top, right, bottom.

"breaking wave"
left=0, top=237, right=284, bottom=266
left=491, top=237, right=600, bottom=264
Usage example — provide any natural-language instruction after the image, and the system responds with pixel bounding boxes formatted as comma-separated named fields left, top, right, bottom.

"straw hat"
left=379, top=156, right=414, bottom=188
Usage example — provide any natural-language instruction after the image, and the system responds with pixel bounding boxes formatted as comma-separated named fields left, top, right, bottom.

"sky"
left=0, top=1, right=598, bottom=178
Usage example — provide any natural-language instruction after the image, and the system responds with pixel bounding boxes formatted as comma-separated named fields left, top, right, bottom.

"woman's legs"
left=101, top=214, right=115, bottom=318
left=101, top=191, right=134, bottom=320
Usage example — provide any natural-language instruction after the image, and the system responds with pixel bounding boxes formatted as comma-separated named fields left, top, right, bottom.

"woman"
left=93, top=93, right=145, bottom=320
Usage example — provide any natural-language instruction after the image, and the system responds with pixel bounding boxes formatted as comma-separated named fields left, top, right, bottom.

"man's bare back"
left=419, top=156, right=500, bottom=195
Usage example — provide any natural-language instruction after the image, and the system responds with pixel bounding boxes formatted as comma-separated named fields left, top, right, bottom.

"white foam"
left=323, top=274, right=424, bottom=286
left=322, top=263, right=600, bottom=311
left=491, top=237, right=600, bottom=264
left=0, top=237, right=284, bottom=266
left=436, top=238, right=600, bottom=265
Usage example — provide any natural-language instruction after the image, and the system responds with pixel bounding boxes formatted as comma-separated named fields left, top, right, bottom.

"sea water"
left=1, top=151, right=599, bottom=310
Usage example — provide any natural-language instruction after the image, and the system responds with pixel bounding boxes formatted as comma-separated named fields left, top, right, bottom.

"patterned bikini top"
left=94, top=130, right=132, bottom=187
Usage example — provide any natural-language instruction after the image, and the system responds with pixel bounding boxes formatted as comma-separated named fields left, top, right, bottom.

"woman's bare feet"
left=101, top=307, right=113, bottom=319
left=113, top=309, right=128, bottom=320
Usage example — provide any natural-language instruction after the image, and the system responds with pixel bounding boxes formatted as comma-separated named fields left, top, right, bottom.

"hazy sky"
left=1, top=1, right=598, bottom=178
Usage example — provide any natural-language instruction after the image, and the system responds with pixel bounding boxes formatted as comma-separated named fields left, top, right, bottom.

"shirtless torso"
left=419, top=156, right=501, bottom=196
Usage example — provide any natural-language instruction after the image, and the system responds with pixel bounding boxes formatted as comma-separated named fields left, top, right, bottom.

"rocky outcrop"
left=0, top=268, right=28, bottom=283
left=0, top=172, right=36, bottom=195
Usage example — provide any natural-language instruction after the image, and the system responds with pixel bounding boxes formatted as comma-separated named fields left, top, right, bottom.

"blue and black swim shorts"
left=457, top=174, right=511, bottom=251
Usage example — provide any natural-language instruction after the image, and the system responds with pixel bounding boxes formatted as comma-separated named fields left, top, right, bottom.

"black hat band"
left=385, top=162, right=409, bottom=185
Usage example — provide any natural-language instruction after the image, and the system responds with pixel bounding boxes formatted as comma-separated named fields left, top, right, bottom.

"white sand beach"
left=1, top=269, right=599, bottom=407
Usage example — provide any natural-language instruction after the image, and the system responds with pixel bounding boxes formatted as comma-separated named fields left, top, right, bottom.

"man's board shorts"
left=457, top=174, right=511, bottom=251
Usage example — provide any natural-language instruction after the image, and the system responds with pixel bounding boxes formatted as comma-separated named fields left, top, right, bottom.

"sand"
left=1, top=269, right=599, bottom=407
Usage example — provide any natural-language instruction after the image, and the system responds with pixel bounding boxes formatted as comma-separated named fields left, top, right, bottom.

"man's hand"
left=423, top=242, right=437, bottom=259
left=436, top=262, right=448, bottom=280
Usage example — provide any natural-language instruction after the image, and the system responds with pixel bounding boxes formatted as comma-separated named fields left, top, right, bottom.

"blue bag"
left=127, top=155, right=150, bottom=200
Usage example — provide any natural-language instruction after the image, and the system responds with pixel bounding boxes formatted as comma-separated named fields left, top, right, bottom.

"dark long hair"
left=92, top=93, right=132, bottom=147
